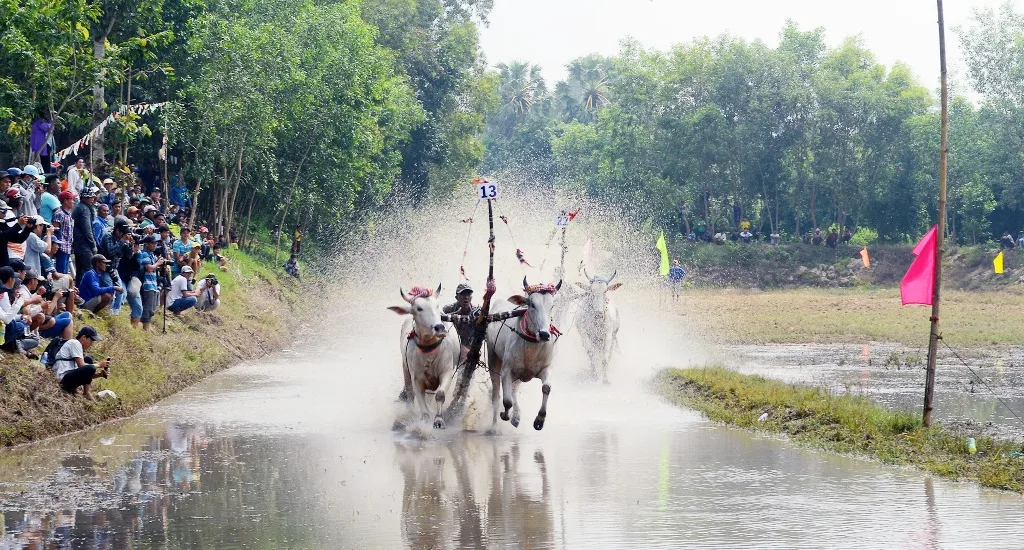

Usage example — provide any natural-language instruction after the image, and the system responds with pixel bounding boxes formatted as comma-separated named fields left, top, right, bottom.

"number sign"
left=476, top=181, right=498, bottom=200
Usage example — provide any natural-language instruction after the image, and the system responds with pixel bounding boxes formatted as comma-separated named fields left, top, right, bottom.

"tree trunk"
left=187, top=176, right=203, bottom=229
left=275, top=151, right=309, bottom=263
left=91, top=40, right=106, bottom=166
left=240, top=193, right=257, bottom=250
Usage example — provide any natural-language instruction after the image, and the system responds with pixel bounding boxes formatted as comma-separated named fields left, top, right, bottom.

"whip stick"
left=444, top=189, right=496, bottom=423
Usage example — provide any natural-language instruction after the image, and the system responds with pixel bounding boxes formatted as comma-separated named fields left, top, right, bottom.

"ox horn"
left=583, top=266, right=593, bottom=283
left=436, top=282, right=442, bottom=296
left=555, top=279, right=562, bottom=291
left=400, top=287, right=413, bottom=304
left=608, top=270, right=617, bottom=283
left=523, top=276, right=529, bottom=289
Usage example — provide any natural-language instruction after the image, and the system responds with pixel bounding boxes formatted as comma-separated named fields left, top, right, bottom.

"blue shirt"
left=39, top=192, right=60, bottom=223
left=138, top=250, right=159, bottom=292
left=92, top=217, right=108, bottom=244
left=170, top=184, right=190, bottom=208
left=668, top=266, right=686, bottom=283
left=78, top=268, right=115, bottom=303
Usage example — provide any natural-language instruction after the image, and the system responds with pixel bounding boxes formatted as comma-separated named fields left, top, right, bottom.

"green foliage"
left=481, top=18, right=1024, bottom=243
left=850, top=226, right=878, bottom=245
left=657, top=367, right=1024, bottom=492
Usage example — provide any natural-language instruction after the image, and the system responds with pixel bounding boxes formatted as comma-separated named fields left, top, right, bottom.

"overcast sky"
left=478, top=0, right=1015, bottom=93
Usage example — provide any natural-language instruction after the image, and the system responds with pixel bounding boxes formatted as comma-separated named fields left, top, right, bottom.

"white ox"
left=486, top=277, right=562, bottom=430
left=574, top=269, right=621, bottom=384
left=389, top=285, right=460, bottom=429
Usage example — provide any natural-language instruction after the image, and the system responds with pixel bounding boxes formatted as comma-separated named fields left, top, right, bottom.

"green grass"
left=656, top=367, right=1024, bottom=492
left=678, top=287, right=1024, bottom=346
left=0, top=248, right=301, bottom=447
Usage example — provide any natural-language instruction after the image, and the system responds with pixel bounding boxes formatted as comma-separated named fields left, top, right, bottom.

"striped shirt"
left=51, top=208, right=73, bottom=254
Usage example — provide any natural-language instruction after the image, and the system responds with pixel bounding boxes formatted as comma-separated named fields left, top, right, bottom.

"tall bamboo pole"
left=923, top=0, right=950, bottom=427
left=445, top=182, right=496, bottom=423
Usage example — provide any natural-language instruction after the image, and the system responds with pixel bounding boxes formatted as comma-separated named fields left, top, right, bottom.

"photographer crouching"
left=196, top=273, right=221, bottom=311
left=52, top=326, right=110, bottom=399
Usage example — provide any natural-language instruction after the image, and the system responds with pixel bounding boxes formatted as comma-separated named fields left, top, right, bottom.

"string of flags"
left=54, top=102, right=170, bottom=162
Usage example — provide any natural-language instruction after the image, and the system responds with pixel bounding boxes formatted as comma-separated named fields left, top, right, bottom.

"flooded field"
left=0, top=293, right=1021, bottom=549
left=715, top=343, right=1024, bottom=439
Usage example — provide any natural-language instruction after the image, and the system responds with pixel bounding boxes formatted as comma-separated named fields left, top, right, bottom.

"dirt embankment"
left=673, top=242, right=1024, bottom=290
left=0, top=251, right=302, bottom=447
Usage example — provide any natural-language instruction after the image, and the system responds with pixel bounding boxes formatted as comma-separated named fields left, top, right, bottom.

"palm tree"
left=556, top=55, right=613, bottom=123
left=496, top=61, right=547, bottom=135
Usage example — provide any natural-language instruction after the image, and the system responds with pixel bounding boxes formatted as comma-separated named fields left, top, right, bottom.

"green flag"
left=656, top=231, right=670, bottom=275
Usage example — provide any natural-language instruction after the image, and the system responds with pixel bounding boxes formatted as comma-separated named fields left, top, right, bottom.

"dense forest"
left=482, top=5, right=1024, bottom=244
left=1, top=0, right=495, bottom=245
left=2, top=0, right=1023, bottom=246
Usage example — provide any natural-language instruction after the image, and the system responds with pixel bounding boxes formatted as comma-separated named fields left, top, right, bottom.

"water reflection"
left=395, top=437, right=553, bottom=549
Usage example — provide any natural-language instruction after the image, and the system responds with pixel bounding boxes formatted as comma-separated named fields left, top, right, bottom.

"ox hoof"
left=510, top=416, right=520, bottom=428
left=533, top=417, right=545, bottom=431
left=433, top=418, right=446, bottom=430
left=396, top=390, right=410, bottom=403
left=391, top=421, right=406, bottom=432
left=500, top=411, right=510, bottom=422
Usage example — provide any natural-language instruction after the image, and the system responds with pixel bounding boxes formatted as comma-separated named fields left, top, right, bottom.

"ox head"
left=388, top=283, right=446, bottom=336
left=575, top=268, right=623, bottom=304
left=509, top=276, right=561, bottom=341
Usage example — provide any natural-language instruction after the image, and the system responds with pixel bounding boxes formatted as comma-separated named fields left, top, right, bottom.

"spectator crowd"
left=1, top=159, right=227, bottom=399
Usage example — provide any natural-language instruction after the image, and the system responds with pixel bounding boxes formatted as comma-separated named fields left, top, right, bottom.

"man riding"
left=442, top=283, right=480, bottom=361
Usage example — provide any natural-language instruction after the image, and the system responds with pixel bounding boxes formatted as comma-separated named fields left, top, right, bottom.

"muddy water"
left=717, top=343, right=1024, bottom=438
left=0, top=297, right=1021, bottom=549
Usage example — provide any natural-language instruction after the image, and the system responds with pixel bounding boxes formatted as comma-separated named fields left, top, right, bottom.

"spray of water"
left=314, top=174, right=710, bottom=434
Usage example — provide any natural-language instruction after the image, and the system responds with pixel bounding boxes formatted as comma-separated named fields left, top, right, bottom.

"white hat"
left=181, top=265, right=193, bottom=273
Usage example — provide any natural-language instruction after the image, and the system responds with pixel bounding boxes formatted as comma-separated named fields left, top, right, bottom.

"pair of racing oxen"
left=388, top=269, right=622, bottom=431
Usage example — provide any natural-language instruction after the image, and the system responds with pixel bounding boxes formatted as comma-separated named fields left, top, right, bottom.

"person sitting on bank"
left=167, top=265, right=199, bottom=316
left=22, top=270, right=74, bottom=340
left=739, top=229, right=753, bottom=244
left=52, top=325, right=110, bottom=399
left=0, top=265, right=39, bottom=357
left=1000, top=231, right=1016, bottom=250
left=195, top=272, right=221, bottom=311
left=78, top=254, right=122, bottom=314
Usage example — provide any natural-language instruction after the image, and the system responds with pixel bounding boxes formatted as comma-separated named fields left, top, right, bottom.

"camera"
left=206, top=274, right=218, bottom=286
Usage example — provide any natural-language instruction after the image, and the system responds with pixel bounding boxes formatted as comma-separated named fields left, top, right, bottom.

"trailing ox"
left=389, top=285, right=460, bottom=429
left=486, top=277, right=562, bottom=430
left=574, top=269, right=621, bottom=384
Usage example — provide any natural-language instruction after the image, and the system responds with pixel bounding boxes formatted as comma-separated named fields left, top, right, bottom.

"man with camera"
left=196, top=273, right=221, bottom=311
left=0, top=265, right=39, bottom=357
left=98, top=216, right=135, bottom=316
left=52, top=325, right=110, bottom=399
left=166, top=265, right=199, bottom=315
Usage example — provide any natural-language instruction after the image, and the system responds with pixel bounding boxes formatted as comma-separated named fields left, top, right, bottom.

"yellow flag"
left=656, top=231, right=670, bottom=275
left=994, top=251, right=1004, bottom=274
left=860, top=247, right=870, bottom=268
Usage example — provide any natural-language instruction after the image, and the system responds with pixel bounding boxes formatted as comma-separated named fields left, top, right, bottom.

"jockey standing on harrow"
left=443, top=283, right=480, bottom=364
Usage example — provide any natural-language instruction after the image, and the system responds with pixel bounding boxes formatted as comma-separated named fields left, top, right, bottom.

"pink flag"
left=900, top=225, right=937, bottom=306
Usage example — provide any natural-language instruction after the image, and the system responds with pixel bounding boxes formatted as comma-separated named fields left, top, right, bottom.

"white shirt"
left=196, top=279, right=221, bottom=302
left=0, top=290, right=24, bottom=324
left=54, top=338, right=84, bottom=380
left=67, top=167, right=83, bottom=194
left=168, top=274, right=190, bottom=302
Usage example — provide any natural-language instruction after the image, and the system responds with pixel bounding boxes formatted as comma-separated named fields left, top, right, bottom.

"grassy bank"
left=678, top=287, right=1024, bottom=346
left=0, top=249, right=301, bottom=447
left=656, top=367, right=1024, bottom=492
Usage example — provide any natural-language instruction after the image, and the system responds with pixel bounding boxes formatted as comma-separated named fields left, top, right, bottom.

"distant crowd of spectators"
left=1, top=159, right=227, bottom=399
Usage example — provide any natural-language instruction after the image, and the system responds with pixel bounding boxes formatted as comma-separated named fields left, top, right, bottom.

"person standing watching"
left=137, top=234, right=166, bottom=331
left=39, top=176, right=61, bottom=223
left=0, top=209, right=32, bottom=268
left=66, top=159, right=85, bottom=197
left=668, top=260, right=686, bottom=302
left=71, top=188, right=98, bottom=284
left=22, top=216, right=51, bottom=275
left=52, top=326, right=109, bottom=399
left=50, top=191, right=75, bottom=274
